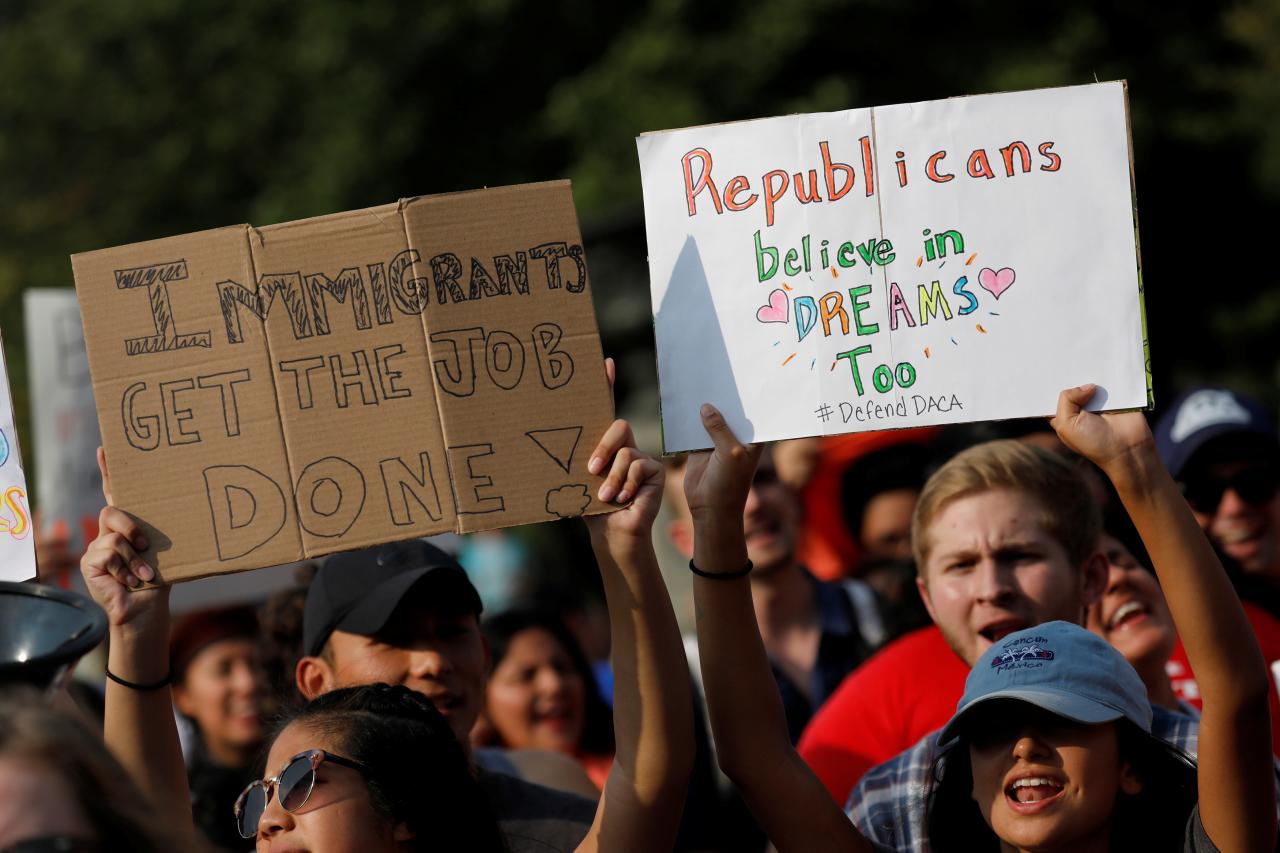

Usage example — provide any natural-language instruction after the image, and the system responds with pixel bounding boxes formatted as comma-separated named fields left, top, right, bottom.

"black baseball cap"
left=303, top=540, right=482, bottom=657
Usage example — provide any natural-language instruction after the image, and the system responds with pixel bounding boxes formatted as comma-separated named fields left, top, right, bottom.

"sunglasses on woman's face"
left=233, top=749, right=368, bottom=839
left=1180, top=463, right=1279, bottom=515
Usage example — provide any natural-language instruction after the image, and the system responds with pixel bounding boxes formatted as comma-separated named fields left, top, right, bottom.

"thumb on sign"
left=96, top=446, right=114, bottom=506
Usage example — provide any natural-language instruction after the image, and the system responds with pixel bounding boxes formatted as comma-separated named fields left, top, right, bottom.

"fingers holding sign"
left=85, top=507, right=151, bottom=587
left=683, top=404, right=763, bottom=522
left=82, top=447, right=167, bottom=630
left=586, top=418, right=664, bottom=538
left=1048, top=384, right=1155, bottom=479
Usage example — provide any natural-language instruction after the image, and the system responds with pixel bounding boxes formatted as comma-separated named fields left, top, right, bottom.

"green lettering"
left=837, top=241, right=858, bottom=268
left=835, top=345, right=873, bottom=396
left=848, top=285, right=880, bottom=336
left=754, top=230, right=779, bottom=282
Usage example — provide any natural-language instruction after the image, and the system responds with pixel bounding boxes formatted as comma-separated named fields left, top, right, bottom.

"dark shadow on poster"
left=654, top=236, right=751, bottom=451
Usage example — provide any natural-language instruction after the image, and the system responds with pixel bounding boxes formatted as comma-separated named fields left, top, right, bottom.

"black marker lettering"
left=115, top=260, right=211, bottom=354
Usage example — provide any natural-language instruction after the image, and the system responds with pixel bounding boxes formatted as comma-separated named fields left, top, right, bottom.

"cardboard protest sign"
left=71, top=181, right=614, bottom=584
left=638, top=82, right=1149, bottom=451
left=0, top=330, right=36, bottom=582
left=24, top=290, right=105, bottom=556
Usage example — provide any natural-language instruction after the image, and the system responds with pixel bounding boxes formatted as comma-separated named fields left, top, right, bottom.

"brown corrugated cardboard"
left=71, top=182, right=613, bottom=583
left=403, top=183, right=614, bottom=533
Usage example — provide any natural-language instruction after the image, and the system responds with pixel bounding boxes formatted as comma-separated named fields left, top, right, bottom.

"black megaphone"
left=0, top=581, right=108, bottom=690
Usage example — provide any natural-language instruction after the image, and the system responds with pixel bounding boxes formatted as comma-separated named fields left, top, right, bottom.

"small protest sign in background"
left=24, top=289, right=104, bottom=560
left=638, top=82, right=1148, bottom=451
left=0, top=329, right=36, bottom=583
left=71, top=181, right=614, bottom=584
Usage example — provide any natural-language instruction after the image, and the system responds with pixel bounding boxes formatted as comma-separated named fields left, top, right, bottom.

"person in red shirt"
left=1164, top=602, right=1280, bottom=748
left=797, top=489, right=1280, bottom=807
left=796, top=623, right=967, bottom=805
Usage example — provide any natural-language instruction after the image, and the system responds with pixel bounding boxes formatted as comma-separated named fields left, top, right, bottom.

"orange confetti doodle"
left=915, top=256, right=923, bottom=267
left=782, top=352, right=797, bottom=366
left=976, top=324, right=987, bottom=334
left=830, top=361, right=837, bottom=371
left=924, top=347, right=931, bottom=358
left=782, top=282, right=793, bottom=291
left=965, top=253, right=977, bottom=265
left=830, top=267, right=839, bottom=278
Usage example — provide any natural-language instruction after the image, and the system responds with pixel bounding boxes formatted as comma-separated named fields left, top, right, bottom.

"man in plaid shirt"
left=843, top=439, right=1204, bottom=852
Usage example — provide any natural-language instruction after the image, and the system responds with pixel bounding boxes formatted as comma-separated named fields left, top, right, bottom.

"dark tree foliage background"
left=1, top=0, right=1277, bottom=576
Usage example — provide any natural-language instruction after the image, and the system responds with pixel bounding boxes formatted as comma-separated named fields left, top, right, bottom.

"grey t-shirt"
left=1184, top=805, right=1220, bottom=853
left=477, top=767, right=596, bottom=853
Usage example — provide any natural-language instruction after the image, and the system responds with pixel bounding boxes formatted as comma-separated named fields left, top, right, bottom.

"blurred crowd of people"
left=1, top=382, right=1278, bottom=852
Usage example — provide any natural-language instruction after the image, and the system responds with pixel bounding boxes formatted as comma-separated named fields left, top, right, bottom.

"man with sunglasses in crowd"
left=1155, top=385, right=1280, bottom=752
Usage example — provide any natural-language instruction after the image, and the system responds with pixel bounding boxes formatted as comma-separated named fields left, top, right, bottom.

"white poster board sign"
left=638, top=82, right=1149, bottom=451
left=0, top=327, right=36, bottom=582
left=24, top=290, right=103, bottom=556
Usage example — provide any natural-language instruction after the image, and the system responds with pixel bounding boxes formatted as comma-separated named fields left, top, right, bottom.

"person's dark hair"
left=925, top=711, right=1197, bottom=852
left=0, top=687, right=181, bottom=852
left=169, top=604, right=259, bottom=687
left=839, top=443, right=929, bottom=545
left=281, top=683, right=506, bottom=853
left=1100, top=486, right=1154, bottom=573
left=257, top=563, right=318, bottom=717
left=480, top=609, right=615, bottom=757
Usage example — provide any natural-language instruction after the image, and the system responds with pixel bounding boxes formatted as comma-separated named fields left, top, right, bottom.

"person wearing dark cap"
left=1155, top=386, right=1280, bottom=591
left=292, top=539, right=600, bottom=851
left=170, top=605, right=265, bottom=851
left=297, top=541, right=486, bottom=743
left=1154, top=384, right=1280, bottom=758
left=81, top=415, right=694, bottom=853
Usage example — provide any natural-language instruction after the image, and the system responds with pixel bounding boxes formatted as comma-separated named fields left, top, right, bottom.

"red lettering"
left=763, top=170, right=789, bottom=228
left=724, top=175, right=757, bottom=211
left=793, top=169, right=822, bottom=204
left=966, top=149, right=996, bottom=180
left=681, top=148, right=723, bottom=217
left=1038, top=142, right=1061, bottom=172
left=1000, top=141, right=1032, bottom=176
left=861, top=136, right=875, bottom=197
left=821, top=141, right=854, bottom=201
left=926, top=150, right=954, bottom=183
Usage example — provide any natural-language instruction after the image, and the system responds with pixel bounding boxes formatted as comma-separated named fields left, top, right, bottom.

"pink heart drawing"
left=978, top=267, right=1016, bottom=299
left=756, top=288, right=789, bottom=324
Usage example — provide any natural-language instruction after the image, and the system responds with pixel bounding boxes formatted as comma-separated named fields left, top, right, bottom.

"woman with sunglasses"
left=682, top=387, right=1274, bottom=852
left=80, top=418, right=694, bottom=852
left=235, top=683, right=506, bottom=851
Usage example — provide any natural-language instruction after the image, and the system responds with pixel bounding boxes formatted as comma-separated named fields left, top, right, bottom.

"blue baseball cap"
left=939, top=621, right=1151, bottom=745
left=1154, top=386, right=1278, bottom=480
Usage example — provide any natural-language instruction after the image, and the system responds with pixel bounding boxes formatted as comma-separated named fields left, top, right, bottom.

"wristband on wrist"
left=104, top=667, right=172, bottom=691
left=688, top=558, right=753, bottom=580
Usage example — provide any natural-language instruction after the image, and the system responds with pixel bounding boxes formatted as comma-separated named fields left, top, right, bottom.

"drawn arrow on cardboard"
left=525, top=426, right=583, bottom=474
